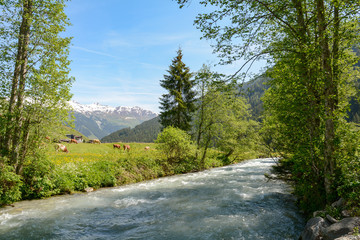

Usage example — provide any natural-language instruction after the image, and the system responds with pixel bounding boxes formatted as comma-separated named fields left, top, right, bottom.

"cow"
left=144, top=146, right=150, bottom=150
left=113, top=144, right=121, bottom=149
left=70, top=139, right=78, bottom=144
left=45, top=136, right=51, bottom=141
left=92, top=139, right=101, bottom=144
left=55, top=143, right=68, bottom=153
left=123, top=145, right=130, bottom=151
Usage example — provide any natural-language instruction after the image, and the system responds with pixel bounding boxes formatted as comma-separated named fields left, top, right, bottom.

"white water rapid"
left=0, top=158, right=305, bottom=239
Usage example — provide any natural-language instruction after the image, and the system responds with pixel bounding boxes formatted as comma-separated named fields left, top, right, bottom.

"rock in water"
left=84, top=187, right=94, bottom=193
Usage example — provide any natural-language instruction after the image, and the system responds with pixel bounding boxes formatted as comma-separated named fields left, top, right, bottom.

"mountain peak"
left=69, top=100, right=158, bottom=139
left=68, top=100, right=158, bottom=117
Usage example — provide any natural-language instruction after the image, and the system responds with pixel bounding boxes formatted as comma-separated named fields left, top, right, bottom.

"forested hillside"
left=242, top=74, right=360, bottom=123
left=241, top=76, right=269, bottom=121
left=101, top=116, right=161, bottom=143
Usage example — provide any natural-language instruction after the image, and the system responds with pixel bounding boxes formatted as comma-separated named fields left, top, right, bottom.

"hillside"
left=48, top=125, right=90, bottom=142
left=101, top=116, right=161, bottom=143
left=241, top=75, right=270, bottom=121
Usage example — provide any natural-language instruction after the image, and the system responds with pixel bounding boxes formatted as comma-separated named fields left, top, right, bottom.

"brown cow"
left=144, top=146, right=150, bottom=150
left=45, top=136, right=51, bottom=141
left=55, top=143, right=68, bottom=153
left=113, top=144, right=121, bottom=149
left=92, top=139, right=101, bottom=144
left=123, top=145, right=130, bottom=151
left=70, top=139, right=78, bottom=144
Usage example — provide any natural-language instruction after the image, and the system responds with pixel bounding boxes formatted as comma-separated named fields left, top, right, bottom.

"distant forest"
left=101, top=116, right=161, bottom=143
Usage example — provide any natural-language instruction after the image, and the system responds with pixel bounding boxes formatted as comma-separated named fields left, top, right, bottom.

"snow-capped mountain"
left=69, top=101, right=157, bottom=118
left=68, top=101, right=158, bottom=140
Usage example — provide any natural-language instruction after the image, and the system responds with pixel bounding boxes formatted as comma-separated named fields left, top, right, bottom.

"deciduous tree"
left=176, top=0, right=360, bottom=209
left=0, top=0, right=73, bottom=176
left=192, top=65, right=258, bottom=168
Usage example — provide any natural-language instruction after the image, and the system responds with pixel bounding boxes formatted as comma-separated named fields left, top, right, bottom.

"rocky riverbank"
left=299, top=199, right=360, bottom=240
left=300, top=216, right=360, bottom=240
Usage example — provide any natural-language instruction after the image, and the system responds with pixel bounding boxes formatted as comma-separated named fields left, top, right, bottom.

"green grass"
left=15, top=141, right=261, bottom=201
left=1, top=140, right=264, bottom=205
left=41, top=142, right=198, bottom=195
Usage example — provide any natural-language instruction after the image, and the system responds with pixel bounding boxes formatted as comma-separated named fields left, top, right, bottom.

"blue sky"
left=65, top=0, right=265, bottom=113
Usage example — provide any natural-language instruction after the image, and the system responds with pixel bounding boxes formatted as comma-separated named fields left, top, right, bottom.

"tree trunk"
left=293, top=0, right=322, bottom=176
left=200, top=136, right=211, bottom=169
left=16, top=116, right=31, bottom=174
left=316, top=0, right=337, bottom=202
left=8, top=0, right=33, bottom=166
left=2, top=1, right=32, bottom=155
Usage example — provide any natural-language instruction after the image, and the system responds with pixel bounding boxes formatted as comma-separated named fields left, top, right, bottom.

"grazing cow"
left=55, top=143, right=68, bottom=153
left=123, top=145, right=130, bottom=151
left=92, top=139, right=101, bottom=144
left=144, top=146, right=150, bottom=150
left=113, top=144, right=121, bottom=149
left=70, top=139, right=78, bottom=144
left=45, top=136, right=51, bottom=141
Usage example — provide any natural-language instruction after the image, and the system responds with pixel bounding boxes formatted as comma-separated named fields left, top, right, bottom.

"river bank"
left=1, top=142, right=262, bottom=207
left=270, top=159, right=360, bottom=240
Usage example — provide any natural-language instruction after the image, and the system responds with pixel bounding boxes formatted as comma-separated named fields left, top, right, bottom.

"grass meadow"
left=26, top=141, right=227, bottom=199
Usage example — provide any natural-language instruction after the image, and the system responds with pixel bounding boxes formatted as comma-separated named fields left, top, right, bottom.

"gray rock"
left=332, top=198, right=346, bottom=208
left=323, top=217, right=360, bottom=240
left=300, top=217, right=331, bottom=240
left=327, top=215, right=339, bottom=224
left=334, top=235, right=360, bottom=240
left=342, top=210, right=352, bottom=218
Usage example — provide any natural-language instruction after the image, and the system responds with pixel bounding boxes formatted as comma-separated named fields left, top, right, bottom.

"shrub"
left=155, top=126, right=193, bottom=163
left=0, top=162, right=22, bottom=206
left=21, top=154, right=58, bottom=199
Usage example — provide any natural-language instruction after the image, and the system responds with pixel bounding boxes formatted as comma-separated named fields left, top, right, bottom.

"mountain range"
left=69, top=101, right=158, bottom=139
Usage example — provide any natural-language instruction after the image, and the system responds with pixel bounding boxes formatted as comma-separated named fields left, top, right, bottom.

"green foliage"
left=178, top=0, right=360, bottom=211
left=21, top=153, right=57, bottom=199
left=0, top=0, right=75, bottom=205
left=0, top=0, right=74, bottom=200
left=192, top=67, right=260, bottom=166
left=0, top=161, right=22, bottom=206
left=159, top=48, right=196, bottom=132
left=337, top=124, right=360, bottom=209
left=155, top=126, right=193, bottom=164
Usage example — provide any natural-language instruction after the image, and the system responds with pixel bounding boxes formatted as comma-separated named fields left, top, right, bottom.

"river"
left=0, top=158, right=305, bottom=239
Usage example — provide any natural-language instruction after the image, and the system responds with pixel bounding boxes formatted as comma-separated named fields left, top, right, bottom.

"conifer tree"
left=159, top=49, right=196, bottom=132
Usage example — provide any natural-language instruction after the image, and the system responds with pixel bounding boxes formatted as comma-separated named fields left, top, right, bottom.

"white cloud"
left=103, top=31, right=195, bottom=48
left=71, top=46, right=121, bottom=59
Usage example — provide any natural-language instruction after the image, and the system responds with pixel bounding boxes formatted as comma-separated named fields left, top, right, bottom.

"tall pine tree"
left=159, top=49, right=196, bottom=132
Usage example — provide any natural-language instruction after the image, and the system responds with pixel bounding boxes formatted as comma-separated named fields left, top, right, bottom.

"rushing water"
left=0, top=158, right=305, bottom=239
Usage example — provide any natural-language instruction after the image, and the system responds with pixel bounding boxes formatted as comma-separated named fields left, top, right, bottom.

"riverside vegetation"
left=1, top=127, right=263, bottom=206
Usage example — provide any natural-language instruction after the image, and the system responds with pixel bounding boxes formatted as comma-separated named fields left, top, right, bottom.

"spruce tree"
left=159, top=49, right=196, bottom=132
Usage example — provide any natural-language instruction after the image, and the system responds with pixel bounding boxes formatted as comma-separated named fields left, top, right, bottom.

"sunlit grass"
left=35, top=140, right=253, bottom=198
left=46, top=142, right=157, bottom=165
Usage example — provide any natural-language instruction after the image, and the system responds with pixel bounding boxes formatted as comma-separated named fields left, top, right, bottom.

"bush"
left=155, top=126, right=193, bottom=163
left=21, top=155, right=58, bottom=199
left=0, top=162, right=22, bottom=206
